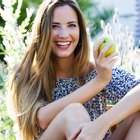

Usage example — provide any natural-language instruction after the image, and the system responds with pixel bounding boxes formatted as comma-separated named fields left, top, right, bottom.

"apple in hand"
left=98, top=37, right=116, bottom=57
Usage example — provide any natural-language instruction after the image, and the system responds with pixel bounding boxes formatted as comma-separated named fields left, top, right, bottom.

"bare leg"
left=125, top=111, right=140, bottom=140
left=39, top=103, right=91, bottom=140
left=109, top=111, right=140, bottom=140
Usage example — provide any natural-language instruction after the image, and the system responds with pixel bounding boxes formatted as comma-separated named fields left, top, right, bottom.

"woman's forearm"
left=37, top=77, right=108, bottom=129
left=100, top=84, right=140, bottom=128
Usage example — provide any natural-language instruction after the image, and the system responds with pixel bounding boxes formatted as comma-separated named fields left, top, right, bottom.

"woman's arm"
left=37, top=42, right=118, bottom=130
left=37, top=76, right=107, bottom=130
left=69, top=84, right=140, bottom=140
left=104, top=84, right=140, bottom=127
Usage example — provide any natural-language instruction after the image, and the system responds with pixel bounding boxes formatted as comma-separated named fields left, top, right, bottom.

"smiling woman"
left=7, top=0, right=140, bottom=140
left=51, top=5, right=80, bottom=60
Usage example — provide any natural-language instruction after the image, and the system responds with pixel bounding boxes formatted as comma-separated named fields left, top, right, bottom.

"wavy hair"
left=8, top=0, right=90, bottom=139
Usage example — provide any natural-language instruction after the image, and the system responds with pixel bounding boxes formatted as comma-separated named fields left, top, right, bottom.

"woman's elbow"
left=37, top=111, right=49, bottom=130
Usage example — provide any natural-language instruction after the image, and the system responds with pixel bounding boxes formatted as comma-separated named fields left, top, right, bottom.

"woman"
left=8, top=0, right=140, bottom=140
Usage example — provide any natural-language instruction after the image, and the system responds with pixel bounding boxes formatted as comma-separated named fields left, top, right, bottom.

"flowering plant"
left=0, top=0, right=33, bottom=139
left=101, top=9, right=140, bottom=77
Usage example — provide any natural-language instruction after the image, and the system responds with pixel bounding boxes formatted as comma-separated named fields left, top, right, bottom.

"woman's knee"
left=61, top=103, right=91, bottom=139
left=124, top=111, right=140, bottom=126
left=132, top=111, right=140, bottom=122
left=63, top=103, right=91, bottom=122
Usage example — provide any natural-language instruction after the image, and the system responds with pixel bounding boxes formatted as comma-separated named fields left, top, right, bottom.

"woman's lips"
left=56, top=41, right=71, bottom=50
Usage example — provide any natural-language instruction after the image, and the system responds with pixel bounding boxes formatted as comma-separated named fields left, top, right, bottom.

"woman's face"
left=51, top=5, right=80, bottom=59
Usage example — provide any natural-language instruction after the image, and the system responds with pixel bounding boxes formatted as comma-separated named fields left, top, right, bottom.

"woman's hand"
left=69, top=115, right=111, bottom=140
left=93, top=39, right=118, bottom=83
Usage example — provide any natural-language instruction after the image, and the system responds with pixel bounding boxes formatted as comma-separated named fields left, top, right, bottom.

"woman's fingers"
left=93, top=39, right=118, bottom=83
left=69, top=126, right=83, bottom=140
left=98, top=43, right=115, bottom=59
left=103, top=52, right=118, bottom=65
left=93, top=39, right=104, bottom=59
left=69, top=128, right=81, bottom=140
left=94, top=42, right=118, bottom=67
left=107, top=54, right=118, bottom=67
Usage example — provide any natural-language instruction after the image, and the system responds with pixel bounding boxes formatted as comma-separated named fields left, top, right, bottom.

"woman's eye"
left=69, top=24, right=77, bottom=28
left=52, top=24, right=60, bottom=29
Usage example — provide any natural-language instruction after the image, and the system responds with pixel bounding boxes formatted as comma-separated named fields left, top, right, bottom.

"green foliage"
left=0, top=0, right=33, bottom=139
left=0, top=92, right=16, bottom=140
left=78, top=0, right=95, bottom=12
left=81, top=2, right=113, bottom=37
left=0, top=61, right=16, bottom=139
left=0, top=0, right=33, bottom=69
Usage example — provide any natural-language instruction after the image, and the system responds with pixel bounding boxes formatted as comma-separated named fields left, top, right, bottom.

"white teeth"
left=56, top=42, right=70, bottom=46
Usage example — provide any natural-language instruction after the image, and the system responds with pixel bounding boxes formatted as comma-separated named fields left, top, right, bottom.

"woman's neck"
left=55, top=56, right=74, bottom=78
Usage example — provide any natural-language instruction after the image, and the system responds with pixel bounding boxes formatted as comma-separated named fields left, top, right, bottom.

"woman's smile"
left=55, top=41, right=71, bottom=50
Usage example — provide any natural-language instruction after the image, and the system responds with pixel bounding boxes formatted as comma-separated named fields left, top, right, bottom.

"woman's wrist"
left=90, top=112, right=112, bottom=133
left=96, top=112, right=113, bottom=129
left=94, top=76, right=110, bottom=88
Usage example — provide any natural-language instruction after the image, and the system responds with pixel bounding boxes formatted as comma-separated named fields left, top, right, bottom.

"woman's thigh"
left=125, top=111, right=140, bottom=140
left=39, top=103, right=91, bottom=140
left=109, top=111, right=140, bottom=140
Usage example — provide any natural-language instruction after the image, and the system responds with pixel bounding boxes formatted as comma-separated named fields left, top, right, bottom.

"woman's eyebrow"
left=68, top=21, right=78, bottom=24
left=52, top=22, right=60, bottom=25
left=52, top=21, right=78, bottom=25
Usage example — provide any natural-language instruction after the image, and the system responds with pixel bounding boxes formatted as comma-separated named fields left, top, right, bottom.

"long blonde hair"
left=8, top=0, right=90, bottom=139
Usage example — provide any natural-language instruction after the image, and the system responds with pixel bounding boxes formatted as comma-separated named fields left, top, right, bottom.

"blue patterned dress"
left=51, top=67, right=140, bottom=139
left=35, top=67, right=140, bottom=139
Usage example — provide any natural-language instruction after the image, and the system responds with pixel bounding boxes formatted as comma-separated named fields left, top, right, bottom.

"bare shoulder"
left=88, top=62, right=95, bottom=73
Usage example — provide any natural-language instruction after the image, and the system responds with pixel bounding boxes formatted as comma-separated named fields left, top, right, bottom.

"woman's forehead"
left=52, top=5, right=78, bottom=23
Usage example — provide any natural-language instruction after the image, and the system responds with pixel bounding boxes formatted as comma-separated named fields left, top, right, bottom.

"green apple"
left=98, top=37, right=116, bottom=57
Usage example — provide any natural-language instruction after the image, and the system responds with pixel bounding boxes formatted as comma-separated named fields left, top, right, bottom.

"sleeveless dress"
left=36, top=67, right=140, bottom=140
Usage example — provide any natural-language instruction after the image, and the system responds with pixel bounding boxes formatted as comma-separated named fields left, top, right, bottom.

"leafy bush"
left=0, top=62, right=16, bottom=139
left=0, top=0, right=33, bottom=139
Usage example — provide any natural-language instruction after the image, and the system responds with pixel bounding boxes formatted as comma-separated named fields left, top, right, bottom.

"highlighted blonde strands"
left=8, top=0, right=90, bottom=139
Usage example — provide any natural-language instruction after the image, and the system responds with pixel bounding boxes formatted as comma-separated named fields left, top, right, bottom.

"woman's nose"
left=58, top=28, right=69, bottom=38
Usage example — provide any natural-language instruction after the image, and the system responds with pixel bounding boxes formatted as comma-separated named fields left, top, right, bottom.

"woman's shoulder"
left=84, top=62, right=96, bottom=81
left=87, top=62, right=95, bottom=73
